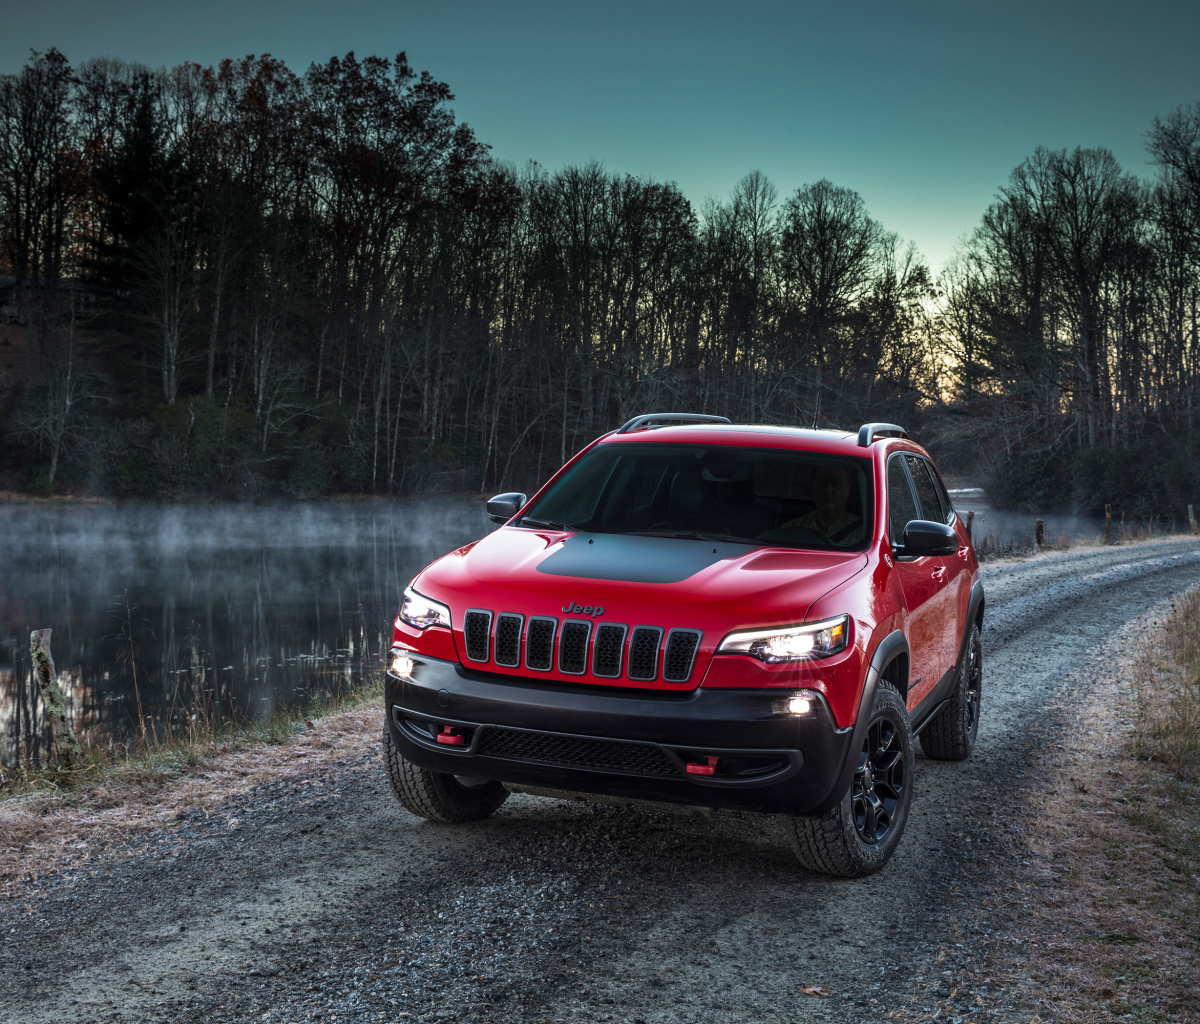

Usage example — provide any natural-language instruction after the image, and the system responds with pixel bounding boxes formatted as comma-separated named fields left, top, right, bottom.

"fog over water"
left=0, top=501, right=492, bottom=763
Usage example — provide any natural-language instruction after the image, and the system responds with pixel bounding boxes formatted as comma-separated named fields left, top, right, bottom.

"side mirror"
left=485, top=492, right=526, bottom=525
left=901, top=519, right=957, bottom=558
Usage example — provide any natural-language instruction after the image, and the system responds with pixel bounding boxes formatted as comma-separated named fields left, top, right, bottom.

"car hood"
left=411, top=527, right=867, bottom=689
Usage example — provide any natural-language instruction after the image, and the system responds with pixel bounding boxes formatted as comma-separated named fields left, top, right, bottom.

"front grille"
left=627, top=626, right=663, bottom=681
left=477, top=726, right=680, bottom=777
left=663, top=629, right=702, bottom=682
left=461, top=608, right=700, bottom=683
left=494, top=613, right=523, bottom=667
left=525, top=617, right=557, bottom=671
left=463, top=610, right=492, bottom=663
left=558, top=621, right=591, bottom=674
left=592, top=623, right=627, bottom=677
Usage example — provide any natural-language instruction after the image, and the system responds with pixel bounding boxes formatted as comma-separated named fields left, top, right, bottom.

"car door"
left=903, top=454, right=962, bottom=685
left=886, top=454, right=942, bottom=710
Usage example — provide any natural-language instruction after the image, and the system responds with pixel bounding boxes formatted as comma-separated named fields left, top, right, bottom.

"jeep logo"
left=562, top=601, right=605, bottom=616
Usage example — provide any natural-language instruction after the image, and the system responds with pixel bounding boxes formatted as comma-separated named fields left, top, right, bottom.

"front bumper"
left=385, top=654, right=856, bottom=815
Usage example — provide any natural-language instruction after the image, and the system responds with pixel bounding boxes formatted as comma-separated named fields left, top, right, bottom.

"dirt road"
left=3, top=539, right=1199, bottom=1024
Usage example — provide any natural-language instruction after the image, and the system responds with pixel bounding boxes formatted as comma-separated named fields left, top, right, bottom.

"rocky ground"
left=2, top=538, right=1199, bottom=1024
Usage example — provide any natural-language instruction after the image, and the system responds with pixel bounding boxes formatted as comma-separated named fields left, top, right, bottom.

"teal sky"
left=4, top=0, right=1198, bottom=274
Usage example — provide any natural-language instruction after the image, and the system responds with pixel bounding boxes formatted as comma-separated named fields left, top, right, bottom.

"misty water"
left=0, top=501, right=492, bottom=765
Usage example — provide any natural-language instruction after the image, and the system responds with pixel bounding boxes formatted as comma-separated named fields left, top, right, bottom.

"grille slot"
left=525, top=616, right=557, bottom=671
left=558, top=620, right=592, bottom=674
left=592, top=623, right=628, bottom=678
left=627, top=626, right=664, bottom=681
left=477, top=726, right=680, bottom=777
left=463, top=610, right=493, bottom=663
left=662, top=629, right=702, bottom=682
left=494, top=613, right=523, bottom=667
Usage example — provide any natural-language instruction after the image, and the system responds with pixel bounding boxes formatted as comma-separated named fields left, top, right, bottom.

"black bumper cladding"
left=385, top=655, right=856, bottom=815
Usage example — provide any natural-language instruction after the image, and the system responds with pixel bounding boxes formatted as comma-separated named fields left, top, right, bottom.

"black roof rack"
left=856, top=422, right=908, bottom=447
left=616, top=412, right=732, bottom=434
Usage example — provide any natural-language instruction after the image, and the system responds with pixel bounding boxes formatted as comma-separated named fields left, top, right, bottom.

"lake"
left=0, top=501, right=492, bottom=764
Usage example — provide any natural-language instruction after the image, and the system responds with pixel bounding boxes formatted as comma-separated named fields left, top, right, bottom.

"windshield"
left=520, top=443, right=874, bottom=551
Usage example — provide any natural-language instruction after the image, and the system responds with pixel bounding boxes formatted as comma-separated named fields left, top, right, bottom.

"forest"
left=1, top=47, right=1198, bottom=517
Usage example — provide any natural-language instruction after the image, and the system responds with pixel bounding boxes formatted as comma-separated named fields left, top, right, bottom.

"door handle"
left=931, top=566, right=947, bottom=581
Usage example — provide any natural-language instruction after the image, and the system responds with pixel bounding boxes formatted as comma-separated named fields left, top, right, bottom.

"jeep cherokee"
left=383, top=414, right=984, bottom=876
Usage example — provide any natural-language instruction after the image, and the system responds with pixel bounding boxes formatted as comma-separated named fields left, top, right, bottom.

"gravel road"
left=3, top=539, right=1199, bottom=1024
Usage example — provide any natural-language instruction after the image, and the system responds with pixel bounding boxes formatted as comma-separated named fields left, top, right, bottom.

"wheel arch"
left=816, top=628, right=910, bottom=815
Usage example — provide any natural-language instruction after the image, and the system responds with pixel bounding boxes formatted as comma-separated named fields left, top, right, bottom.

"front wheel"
left=383, top=727, right=509, bottom=823
left=789, top=682, right=914, bottom=877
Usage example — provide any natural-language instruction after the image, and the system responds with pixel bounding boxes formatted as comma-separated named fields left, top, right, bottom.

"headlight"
left=399, top=586, right=452, bottom=630
left=717, top=615, right=850, bottom=663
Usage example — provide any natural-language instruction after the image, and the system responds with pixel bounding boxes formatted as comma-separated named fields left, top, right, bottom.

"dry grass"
left=978, top=589, right=1200, bottom=1023
left=0, top=677, right=384, bottom=886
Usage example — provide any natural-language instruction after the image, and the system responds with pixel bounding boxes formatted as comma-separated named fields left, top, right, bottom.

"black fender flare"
left=819, top=628, right=909, bottom=813
left=953, top=578, right=985, bottom=676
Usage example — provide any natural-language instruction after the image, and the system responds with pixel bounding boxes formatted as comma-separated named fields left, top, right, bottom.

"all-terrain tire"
left=383, top=727, right=509, bottom=823
left=789, top=682, right=914, bottom=878
left=919, top=622, right=982, bottom=761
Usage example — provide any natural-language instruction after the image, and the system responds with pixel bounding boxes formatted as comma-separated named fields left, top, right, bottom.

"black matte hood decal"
left=536, top=533, right=752, bottom=584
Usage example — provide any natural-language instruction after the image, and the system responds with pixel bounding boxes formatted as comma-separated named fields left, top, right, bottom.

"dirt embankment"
left=1, top=538, right=1199, bottom=1024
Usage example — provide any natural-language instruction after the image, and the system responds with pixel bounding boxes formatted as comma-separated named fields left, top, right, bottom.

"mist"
left=0, top=500, right=495, bottom=763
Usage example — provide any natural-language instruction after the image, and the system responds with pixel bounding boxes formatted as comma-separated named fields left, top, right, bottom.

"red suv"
left=384, top=415, right=984, bottom=876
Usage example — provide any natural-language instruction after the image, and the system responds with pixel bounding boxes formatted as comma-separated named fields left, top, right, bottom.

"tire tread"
left=383, top=727, right=507, bottom=823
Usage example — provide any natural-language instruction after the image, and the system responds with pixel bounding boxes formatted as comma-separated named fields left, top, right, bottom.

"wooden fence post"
left=29, top=629, right=80, bottom=767
left=965, top=510, right=974, bottom=541
left=1035, top=519, right=1045, bottom=548
left=1190, top=504, right=1197, bottom=534
left=1104, top=504, right=1112, bottom=545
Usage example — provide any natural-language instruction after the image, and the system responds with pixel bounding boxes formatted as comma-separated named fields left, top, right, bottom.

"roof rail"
left=616, top=412, right=732, bottom=434
left=856, top=422, right=908, bottom=447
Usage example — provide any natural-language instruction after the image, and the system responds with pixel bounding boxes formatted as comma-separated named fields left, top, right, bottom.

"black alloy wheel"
left=852, top=716, right=906, bottom=845
left=789, top=681, right=915, bottom=877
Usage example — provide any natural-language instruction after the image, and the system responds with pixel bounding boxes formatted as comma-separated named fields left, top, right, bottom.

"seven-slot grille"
left=461, top=612, right=702, bottom=683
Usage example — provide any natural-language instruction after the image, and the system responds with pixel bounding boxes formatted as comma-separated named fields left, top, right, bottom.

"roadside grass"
left=981, top=588, right=1200, bottom=1023
left=0, top=673, right=385, bottom=802
left=0, top=676, right=386, bottom=883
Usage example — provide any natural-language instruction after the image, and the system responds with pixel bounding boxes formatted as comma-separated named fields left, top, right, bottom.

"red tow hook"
left=436, top=726, right=466, bottom=746
left=686, top=755, right=719, bottom=776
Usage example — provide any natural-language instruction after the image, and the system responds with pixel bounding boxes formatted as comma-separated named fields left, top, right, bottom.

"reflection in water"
left=0, top=501, right=490, bottom=764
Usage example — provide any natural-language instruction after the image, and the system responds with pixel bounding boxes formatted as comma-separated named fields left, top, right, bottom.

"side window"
left=929, top=462, right=955, bottom=524
left=905, top=455, right=946, bottom=524
left=887, top=457, right=919, bottom=544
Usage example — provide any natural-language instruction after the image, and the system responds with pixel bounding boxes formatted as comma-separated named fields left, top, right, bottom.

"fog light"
left=788, top=690, right=819, bottom=715
left=390, top=649, right=415, bottom=678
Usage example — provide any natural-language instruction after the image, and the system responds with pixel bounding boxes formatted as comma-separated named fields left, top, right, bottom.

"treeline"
left=0, top=48, right=1198, bottom=517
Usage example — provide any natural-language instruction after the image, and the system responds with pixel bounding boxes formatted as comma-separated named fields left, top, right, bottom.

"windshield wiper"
left=518, top=516, right=566, bottom=530
left=626, top=531, right=757, bottom=545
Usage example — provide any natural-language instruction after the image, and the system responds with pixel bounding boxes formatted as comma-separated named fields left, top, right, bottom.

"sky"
left=4, top=0, right=1198, bottom=274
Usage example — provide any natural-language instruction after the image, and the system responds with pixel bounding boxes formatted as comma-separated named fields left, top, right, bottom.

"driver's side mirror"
left=486, top=492, right=526, bottom=525
left=900, top=519, right=957, bottom=558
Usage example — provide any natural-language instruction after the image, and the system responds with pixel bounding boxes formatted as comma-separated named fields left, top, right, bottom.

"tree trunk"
left=29, top=628, right=80, bottom=766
